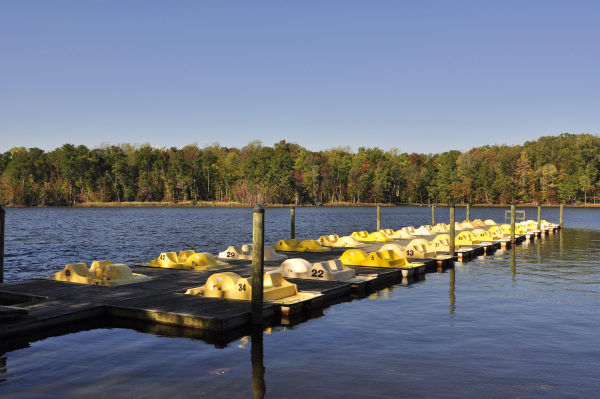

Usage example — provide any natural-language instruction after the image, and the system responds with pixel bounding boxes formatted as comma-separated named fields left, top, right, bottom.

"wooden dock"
left=0, top=225, right=558, bottom=340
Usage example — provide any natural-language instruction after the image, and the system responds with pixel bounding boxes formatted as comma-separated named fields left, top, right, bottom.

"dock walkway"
left=0, top=225, right=558, bottom=339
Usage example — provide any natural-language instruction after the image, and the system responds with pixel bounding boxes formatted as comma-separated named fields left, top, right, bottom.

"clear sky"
left=1, top=1, right=598, bottom=154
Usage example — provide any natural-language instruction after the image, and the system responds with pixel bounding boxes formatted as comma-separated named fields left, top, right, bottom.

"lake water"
left=1, top=206, right=599, bottom=398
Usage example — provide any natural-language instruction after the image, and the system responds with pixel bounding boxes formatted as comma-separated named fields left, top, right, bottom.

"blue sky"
left=1, top=1, right=598, bottom=154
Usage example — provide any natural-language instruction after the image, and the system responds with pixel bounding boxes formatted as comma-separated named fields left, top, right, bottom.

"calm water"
left=1, top=206, right=599, bottom=398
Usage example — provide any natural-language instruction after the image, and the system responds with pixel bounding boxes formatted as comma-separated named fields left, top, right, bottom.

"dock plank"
left=106, top=293, right=274, bottom=332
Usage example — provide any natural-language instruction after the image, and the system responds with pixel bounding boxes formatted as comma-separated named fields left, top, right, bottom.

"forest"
left=1, top=133, right=599, bottom=207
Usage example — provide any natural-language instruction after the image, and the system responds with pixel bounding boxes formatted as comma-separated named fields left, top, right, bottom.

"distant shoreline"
left=4, top=202, right=600, bottom=208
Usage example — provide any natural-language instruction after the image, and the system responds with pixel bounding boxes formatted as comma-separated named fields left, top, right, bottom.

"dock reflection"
left=251, top=326, right=266, bottom=399
left=107, top=317, right=269, bottom=348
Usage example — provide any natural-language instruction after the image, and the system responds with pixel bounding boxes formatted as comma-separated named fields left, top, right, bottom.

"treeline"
left=1, top=133, right=599, bottom=207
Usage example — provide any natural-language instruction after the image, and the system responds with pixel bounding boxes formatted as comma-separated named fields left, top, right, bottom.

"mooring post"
left=377, top=204, right=381, bottom=231
left=290, top=206, right=295, bottom=240
left=449, top=203, right=455, bottom=257
left=432, top=204, right=436, bottom=226
left=0, top=206, right=4, bottom=284
left=560, top=202, right=564, bottom=229
left=252, top=205, right=265, bottom=325
left=466, top=203, right=471, bottom=222
left=538, top=203, right=542, bottom=234
left=511, top=202, right=516, bottom=245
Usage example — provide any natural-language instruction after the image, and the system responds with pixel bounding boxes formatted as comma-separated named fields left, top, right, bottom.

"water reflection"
left=560, top=229, right=563, bottom=257
left=0, top=352, right=7, bottom=384
left=251, top=326, right=266, bottom=399
left=280, top=307, right=324, bottom=326
left=401, top=276, right=415, bottom=285
left=510, top=248, right=516, bottom=281
left=449, top=268, right=455, bottom=316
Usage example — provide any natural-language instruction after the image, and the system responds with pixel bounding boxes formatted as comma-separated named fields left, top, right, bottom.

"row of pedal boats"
left=51, top=218, right=559, bottom=314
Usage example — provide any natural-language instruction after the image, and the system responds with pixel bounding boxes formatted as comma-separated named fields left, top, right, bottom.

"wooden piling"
left=252, top=205, right=265, bottom=325
left=511, top=202, right=516, bottom=244
left=377, top=204, right=381, bottom=232
left=449, top=203, right=455, bottom=257
left=538, top=204, right=542, bottom=233
left=0, top=206, right=4, bottom=284
left=290, top=206, right=295, bottom=239
left=432, top=204, right=436, bottom=226
left=560, top=202, right=564, bottom=229
left=466, top=203, right=471, bottom=222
